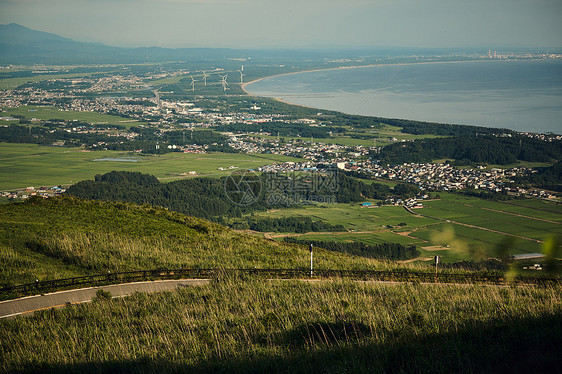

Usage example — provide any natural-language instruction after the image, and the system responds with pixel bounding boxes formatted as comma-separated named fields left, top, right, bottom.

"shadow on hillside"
left=11, top=313, right=562, bottom=374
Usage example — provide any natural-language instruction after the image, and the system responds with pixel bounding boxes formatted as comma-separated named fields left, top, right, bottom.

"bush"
left=94, top=289, right=112, bottom=301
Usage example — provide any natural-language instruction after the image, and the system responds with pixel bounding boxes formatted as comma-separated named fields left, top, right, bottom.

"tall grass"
left=2, top=197, right=422, bottom=287
left=1, top=277, right=560, bottom=372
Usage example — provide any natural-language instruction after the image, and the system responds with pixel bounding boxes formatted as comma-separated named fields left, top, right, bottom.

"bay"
left=245, top=60, right=562, bottom=134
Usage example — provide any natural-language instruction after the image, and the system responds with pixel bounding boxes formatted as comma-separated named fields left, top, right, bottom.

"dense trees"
left=378, top=135, right=562, bottom=165
left=283, top=237, right=420, bottom=261
left=0, top=124, right=126, bottom=146
left=66, top=171, right=411, bottom=224
left=514, top=162, right=562, bottom=191
left=246, top=217, right=345, bottom=233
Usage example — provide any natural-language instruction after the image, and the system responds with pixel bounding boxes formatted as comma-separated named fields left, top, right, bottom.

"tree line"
left=66, top=171, right=420, bottom=224
left=244, top=216, right=345, bottom=233
left=283, top=237, right=420, bottom=261
left=378, top=135, right=562, bottom=165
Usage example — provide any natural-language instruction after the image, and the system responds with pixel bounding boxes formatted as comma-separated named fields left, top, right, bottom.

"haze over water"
left=246, top=60, right=562, bottom=134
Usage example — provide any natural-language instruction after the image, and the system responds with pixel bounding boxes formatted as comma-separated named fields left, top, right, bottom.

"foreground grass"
left=1, top=277, right=560, bottom=373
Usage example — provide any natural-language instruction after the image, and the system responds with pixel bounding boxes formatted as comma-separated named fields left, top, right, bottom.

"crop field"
left=252, top=133, right=376, bottom=147
left=255, top=203, right=435, bottom=232
left=0, top=143, right=302, bottom=190
left=253, top=193, right=561, bottom=263
left=418, top=194, right=562, bottom=240
left=251, top=124, right=441, bottom=147
left=1, top=105, right=144, bottom=128
left=0, top=73, right=97, bottom=90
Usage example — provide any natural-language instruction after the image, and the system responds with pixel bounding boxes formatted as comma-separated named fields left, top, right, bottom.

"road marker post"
left=309, top=244, right=313, bottom=277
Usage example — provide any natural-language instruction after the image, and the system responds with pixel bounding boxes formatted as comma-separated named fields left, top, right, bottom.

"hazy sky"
left=1, top=0, right=561, bottom=49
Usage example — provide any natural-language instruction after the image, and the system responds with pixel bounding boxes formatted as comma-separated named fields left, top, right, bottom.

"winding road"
left=0, top=279, right=209, bottom=319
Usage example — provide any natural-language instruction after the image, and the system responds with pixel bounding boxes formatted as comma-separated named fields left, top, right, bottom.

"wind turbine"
left=237, top=65, right=244, bottom=84
left=190, top=75, right=198, bottom=91
left=219, top=74, right=229, bottom=91
left=202, top=71, right=209, bottom=86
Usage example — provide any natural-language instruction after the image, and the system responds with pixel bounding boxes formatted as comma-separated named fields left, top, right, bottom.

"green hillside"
left=1, top=195, right=561, bottom=373
left=1, top=276, right=561, bottom=373
left=0, top=196, right=391, bottom=288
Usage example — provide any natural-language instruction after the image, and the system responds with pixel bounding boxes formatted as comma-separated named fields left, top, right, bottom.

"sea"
left=245, top=59, right=562, bottom=134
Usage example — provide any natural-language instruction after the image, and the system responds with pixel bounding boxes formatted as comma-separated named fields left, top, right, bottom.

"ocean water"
left=245, top=60, right=562, bottom=133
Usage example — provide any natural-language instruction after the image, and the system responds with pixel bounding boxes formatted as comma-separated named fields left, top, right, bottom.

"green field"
left=251, top=124, right=442, bottom=147
left=254, top=203, right=434, bottom=232
left=1, top=105, right=144, bottom=128
left=251, top=193, right=562, bottom=263
left=0, top=143, right=303, bottom=190
left=0, top=73, right=97, bottom=90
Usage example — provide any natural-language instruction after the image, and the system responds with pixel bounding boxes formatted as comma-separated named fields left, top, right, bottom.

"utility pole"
left=434, top=255, right=440, bottom=283
left=309, top=244, right=313, bottom=277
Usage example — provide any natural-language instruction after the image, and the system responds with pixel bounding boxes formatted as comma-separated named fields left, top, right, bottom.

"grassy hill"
left=1, top=197, right=561, bottom=372
left=0, top=196, right=392, bottom=288
left=1, top=276, right=561, bottom=373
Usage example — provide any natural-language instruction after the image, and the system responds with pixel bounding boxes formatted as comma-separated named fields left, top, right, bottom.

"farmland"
left=0, top=72, right=99, bottom=90
left=251, top=193, right=562, bottom=263
left=252, top=123, right=443, bottom=147
left=1, top=105, right=145, bottom=128
left=0, top=143, right=302, bottom=190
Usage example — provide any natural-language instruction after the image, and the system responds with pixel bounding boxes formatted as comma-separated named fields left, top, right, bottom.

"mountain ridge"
left=0, top=23, right=238, bottom=64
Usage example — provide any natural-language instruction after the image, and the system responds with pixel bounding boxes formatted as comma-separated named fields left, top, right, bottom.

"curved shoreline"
left=241, top=59, right=498, bottom=97
left=240, top=58, right=561, bottom=133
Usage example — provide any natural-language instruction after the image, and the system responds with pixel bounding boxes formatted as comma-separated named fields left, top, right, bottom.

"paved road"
left=0, top=279, right=210, bottom=319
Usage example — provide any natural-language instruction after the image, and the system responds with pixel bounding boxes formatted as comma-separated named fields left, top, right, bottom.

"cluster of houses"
left=1, top=186, right=66, bottom=200
left=522, top=132, right=562, bottom=142
left=227, top=135, right=372, bottom=162
left=335, top=161, right=536, bottom=193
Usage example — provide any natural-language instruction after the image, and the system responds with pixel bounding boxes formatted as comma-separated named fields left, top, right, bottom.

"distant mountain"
left=0, top=23, right=498, bottom=66
left=0, top=23, right=74, bottom=45
left=0, top=23, right=237, bottom=64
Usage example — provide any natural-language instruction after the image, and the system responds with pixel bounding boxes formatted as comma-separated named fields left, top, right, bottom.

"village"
left=1, top=67, right=559, bottom=203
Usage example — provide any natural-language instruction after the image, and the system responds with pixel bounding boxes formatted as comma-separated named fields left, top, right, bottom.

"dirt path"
left=408, top=210, right=543, bottom=244
left=481, top=207, right=560, bottom=225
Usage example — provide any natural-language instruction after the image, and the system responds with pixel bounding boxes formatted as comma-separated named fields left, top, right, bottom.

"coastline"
left=240, top=58, right=503, bottom=97
left=240, top=58, right=562, bottom=133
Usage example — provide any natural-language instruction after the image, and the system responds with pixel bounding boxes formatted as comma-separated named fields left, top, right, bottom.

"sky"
left=1, top=0, right=561, bottom=49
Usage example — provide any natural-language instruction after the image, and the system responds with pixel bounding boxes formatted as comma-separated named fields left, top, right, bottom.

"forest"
left=65, top=171, right=417, bottom=223
left=378, top=134, right=562, bottom=165
left=283, top=237, right=421, bottom=261
left=514, top=162, right=562, bottom=191
left=244, top=216, right=346, bottom=233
